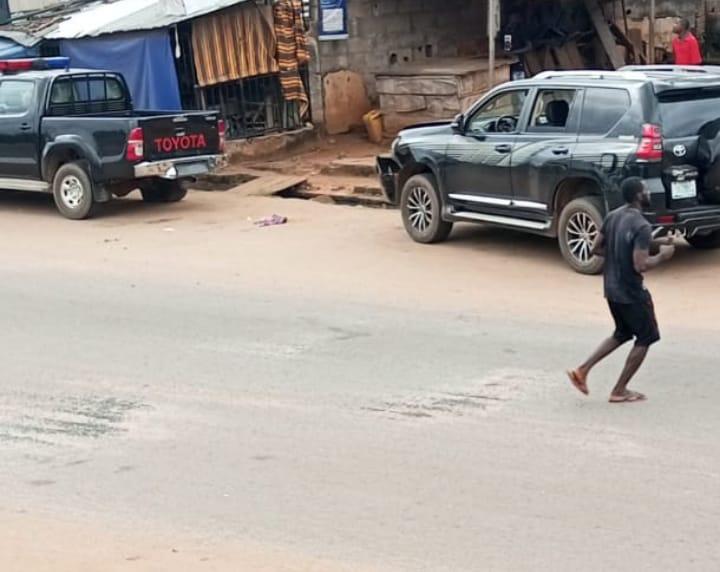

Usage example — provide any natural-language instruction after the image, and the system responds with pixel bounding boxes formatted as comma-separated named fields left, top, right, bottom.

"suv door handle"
left=19, top=123, right=31, bottom=131
left=552, top=146, right=569, bottom=155
left=495, top=144, right=512, bottom=154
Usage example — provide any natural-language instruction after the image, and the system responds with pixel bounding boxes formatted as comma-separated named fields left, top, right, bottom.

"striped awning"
left=192, top=3, right=278, bottom=87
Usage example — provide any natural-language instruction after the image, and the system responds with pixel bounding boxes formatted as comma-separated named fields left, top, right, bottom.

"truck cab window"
left=0, top=81, right=34, bottom=115
left=50, top=80, right=73, bottom=104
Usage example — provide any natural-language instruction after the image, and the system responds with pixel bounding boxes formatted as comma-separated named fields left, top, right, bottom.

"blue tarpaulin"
left=0, top=38, right=38, bottom=58
left=59, top=30, right=181, bottom=110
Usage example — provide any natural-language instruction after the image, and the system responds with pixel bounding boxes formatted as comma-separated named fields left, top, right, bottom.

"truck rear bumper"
left=134, top=154, right=226, bottom=180
left=648, top=205, right=720, bottom=237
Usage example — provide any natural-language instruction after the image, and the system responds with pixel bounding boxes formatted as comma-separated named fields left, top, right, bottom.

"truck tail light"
left=218, top=119, right=226, bottom=153
left=637, top=124, right=663, bottom=162
left=126, top=127, right=144, bottom=162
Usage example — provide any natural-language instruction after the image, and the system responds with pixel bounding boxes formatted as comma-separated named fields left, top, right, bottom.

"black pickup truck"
left=0, top=57, right=224, bottom=219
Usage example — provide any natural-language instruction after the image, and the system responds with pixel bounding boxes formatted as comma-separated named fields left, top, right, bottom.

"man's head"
left=622, top=177, right=650, bottom=207
left=674, top=18, right=691, bottom=35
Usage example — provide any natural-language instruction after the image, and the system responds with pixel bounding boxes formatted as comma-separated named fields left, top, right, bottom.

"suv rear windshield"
left=658, top=88, right=720, bottom=137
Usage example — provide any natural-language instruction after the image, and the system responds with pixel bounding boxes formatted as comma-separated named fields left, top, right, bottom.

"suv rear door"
left=510, top=87, right=581, bottom=216
left=570, top=86, right=635, bottom=210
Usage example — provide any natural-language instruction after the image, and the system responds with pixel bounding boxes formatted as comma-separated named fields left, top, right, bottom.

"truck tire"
left=558, top=197, right=605, bottom=275
left=400, top=173, right=453, bottom=244
left=52, top=162, right=95, bottom=220
left=686, top=230, right=720, bottom=249
left=140, top=180, right=188, bottom=203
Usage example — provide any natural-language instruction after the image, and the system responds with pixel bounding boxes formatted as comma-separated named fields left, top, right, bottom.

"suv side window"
left=0, top=80, right=34, bottom=116
left=579, top=88, right=631, bottom=135
left=467, top=90, right=528, bottom=134
left=528, top=89, right=579, bottom=133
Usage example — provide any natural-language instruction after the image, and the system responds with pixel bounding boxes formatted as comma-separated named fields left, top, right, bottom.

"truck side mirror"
left=451, top=113, right=464, bottom=133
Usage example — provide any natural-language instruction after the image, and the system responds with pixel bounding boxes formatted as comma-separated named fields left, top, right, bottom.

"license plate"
left=671, top=180, right=696, bottom=200
left=176, top=162, right=210, bottom=177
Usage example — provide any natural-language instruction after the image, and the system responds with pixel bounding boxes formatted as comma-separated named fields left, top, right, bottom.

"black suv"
left=377, top=68, right=720, bottom=273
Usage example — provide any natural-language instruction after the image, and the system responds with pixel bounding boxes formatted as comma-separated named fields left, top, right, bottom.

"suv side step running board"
left=450, top=210, right=551, bottom=231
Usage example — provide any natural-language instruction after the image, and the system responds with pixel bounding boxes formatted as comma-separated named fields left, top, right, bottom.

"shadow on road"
left=439, top=222, right=718, bottom=275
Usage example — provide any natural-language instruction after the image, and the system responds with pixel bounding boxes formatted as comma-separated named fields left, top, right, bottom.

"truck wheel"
left=687, top=230, right=720, bottom=249
left=140, top=180, right=188, bottom=203
left=53, top=162, right=95, bottom=220
left=558, top=197, right=605, bottom=275
left=400, top=173, right=453, bottom=244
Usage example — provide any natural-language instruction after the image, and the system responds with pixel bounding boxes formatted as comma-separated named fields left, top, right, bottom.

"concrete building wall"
left=308, top=0, right=489, bottom=125
left=9, top=0, right=56, bottom=13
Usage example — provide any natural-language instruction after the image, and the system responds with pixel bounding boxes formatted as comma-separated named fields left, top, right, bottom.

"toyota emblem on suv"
left=673, top=144, right=687, bottom=157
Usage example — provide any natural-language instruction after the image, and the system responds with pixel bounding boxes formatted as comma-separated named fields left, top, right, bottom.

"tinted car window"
left=0, top=81, right=34, bottom=115
left=658, top=88, right=720, bottom=137
left=528, top=89, right=579, bottom=132
left=467, top=90, right=528, bottom=133
left=579, top=88, right=631, bottom=135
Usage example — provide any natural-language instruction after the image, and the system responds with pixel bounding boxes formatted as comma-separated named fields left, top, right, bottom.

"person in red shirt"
left=672, top=18, right=703, bottom=65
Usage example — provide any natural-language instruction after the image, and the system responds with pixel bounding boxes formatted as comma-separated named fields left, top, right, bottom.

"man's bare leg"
left=568, top=336, right=624, bottom=395
left=609, top=345, right=649, bottom=402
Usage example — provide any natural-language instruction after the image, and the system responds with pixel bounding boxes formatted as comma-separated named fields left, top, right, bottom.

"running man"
left=567, top=178, right=675, bottom=403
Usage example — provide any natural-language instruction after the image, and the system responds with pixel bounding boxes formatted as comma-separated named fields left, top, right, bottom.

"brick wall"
left=308, top=0, right=489, bottom=124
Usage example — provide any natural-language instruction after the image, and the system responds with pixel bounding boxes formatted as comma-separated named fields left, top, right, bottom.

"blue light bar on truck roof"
left=0, top=57, right=70, bottom=73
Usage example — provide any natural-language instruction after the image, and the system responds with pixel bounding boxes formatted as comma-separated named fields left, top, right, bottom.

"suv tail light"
left=637, top=123, right=663, bottom=162
left=218, top=119, right=226, bottom=153
left=126, top=127, right=144, bottom=162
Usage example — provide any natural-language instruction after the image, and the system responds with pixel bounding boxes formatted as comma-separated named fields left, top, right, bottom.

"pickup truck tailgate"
left=142, top=113, right=221, bottom=161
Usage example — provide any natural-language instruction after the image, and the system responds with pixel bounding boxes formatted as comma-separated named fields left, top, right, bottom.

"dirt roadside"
left=0, top=188, right=716, bottom=331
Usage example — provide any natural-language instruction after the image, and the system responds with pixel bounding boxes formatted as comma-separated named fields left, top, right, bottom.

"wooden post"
left=649, top=0, right=656, bottom=64
left=488, top=0, right=496, bottom=87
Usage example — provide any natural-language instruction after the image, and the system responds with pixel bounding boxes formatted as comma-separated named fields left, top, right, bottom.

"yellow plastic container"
left=363, top=110, right=384, bottom=144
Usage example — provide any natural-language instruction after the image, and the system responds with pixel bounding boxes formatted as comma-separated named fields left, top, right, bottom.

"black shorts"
left=608, top=298, right=660, bottom=347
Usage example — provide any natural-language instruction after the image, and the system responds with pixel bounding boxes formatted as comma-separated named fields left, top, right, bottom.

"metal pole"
left=649, top=0, right=656, bottom=64
left=488, top=0, right=496, bottom=88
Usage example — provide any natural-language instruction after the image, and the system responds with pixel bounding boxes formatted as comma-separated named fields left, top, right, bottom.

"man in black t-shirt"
left=567, top=178, right=675, bottom=403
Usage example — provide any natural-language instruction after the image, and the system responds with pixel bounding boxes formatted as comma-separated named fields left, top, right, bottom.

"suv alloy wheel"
left=558, top=197, right=605, bottom=275
left=400, top=174, right=453, bottom=244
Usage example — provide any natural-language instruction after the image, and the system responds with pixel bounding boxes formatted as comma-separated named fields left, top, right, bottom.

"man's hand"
left=659, top=244, right=675, bottom=262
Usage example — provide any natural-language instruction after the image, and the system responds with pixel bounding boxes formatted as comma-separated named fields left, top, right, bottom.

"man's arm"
left=691, top=36, right=703, bottom=65
left=591, top=231, right=605, bottom=257
left=633, top=226, right=674, bottom=273
left=633, top=247, right=674, bottom=273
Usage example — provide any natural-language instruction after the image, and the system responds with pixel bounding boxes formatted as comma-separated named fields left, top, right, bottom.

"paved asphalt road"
left=1, top=191, right=719, bottom=571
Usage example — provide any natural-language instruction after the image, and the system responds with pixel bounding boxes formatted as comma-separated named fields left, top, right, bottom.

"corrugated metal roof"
left=0, top=0, right=251, bottom=43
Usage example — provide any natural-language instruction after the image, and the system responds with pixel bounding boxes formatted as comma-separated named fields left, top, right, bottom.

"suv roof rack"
left=619, top=64, right=720, bottom=75
left=533, top=70, right=648, bottom=81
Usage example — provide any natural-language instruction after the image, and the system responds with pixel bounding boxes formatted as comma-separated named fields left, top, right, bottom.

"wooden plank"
left=552, top=46, right=574, bottom=70
left=584, top=0, right=625, bottom=69
left=565, top=41, right=586, bottom=68
left=542, top=47, right=557, bottom=70
left=228, top=174, right=308, bottom=197
left=523, top=50, right=543, bottom=76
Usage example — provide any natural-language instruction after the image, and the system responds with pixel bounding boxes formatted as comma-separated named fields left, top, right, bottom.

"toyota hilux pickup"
left=0, top=57, right=224, bottom=219
left=377, top=67, right=720, bottom=273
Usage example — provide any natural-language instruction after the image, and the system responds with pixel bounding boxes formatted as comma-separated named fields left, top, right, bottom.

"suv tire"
left=558, top=197, right=605, bottom=275
left=686, top=230, right=720, bottom=249
left=140, top=180, right=188, bottom=203
left=400, top=173, right=453, bottom=244
left=52, top=162, right=95, bottom=220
